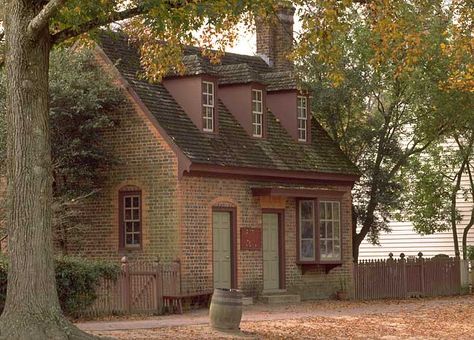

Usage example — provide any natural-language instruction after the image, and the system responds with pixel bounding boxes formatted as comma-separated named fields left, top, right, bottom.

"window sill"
left=120, top=245, right=142, bottom=252
left=296, top=261, right=343, bottom=274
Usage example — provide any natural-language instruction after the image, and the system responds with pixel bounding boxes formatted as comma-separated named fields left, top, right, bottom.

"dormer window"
left=297, top=96, right=308, bottom=142
left=252, top=89, right=263, bottom=137
left=203, top=81, right=215, bottom=132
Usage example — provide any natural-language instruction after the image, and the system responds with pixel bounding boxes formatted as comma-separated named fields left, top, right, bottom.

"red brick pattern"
left=68, top=95, right=181, bottom=263
left=256, top=6, right=295, bottom=71
left=177, top=176, right=353, bottom=299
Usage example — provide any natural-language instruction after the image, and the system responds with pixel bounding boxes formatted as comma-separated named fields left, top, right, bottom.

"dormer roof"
left=213, top=63, right=263, bottom=85
left=97, top=33, right=360, bottom=180
left=180, top=54, right=213, bottom=76
left=262, top=71, right=298, bottom=92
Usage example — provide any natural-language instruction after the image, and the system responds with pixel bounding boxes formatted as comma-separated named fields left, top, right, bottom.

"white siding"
left=359, top=173, right=474, bottom=259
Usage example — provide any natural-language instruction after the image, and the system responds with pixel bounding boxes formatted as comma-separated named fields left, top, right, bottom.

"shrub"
left=466, top=245, right=474, bottom=261
left=0, top=255, right=119, bottom=316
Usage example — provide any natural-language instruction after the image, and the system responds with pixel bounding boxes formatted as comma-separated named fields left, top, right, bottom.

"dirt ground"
left=88, top=295, right=474, bottom=339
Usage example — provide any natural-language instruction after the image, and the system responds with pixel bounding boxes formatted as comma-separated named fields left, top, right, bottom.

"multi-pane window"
left=298, top=200, right=341, bottom=262
left=121, top=192, right=141, bottom=248
left=252, top=89, right=263, bottom=137
left=297, top=96, right=308, bottom=142
left=202, top=81, right=215, bottom=132
left=319, top=201, right=341, bottom=260
left=299, top=200, right=315, bottom=261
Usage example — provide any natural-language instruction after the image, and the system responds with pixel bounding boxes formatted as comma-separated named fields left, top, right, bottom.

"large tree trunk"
left=0, top=1, right=94, bottom=339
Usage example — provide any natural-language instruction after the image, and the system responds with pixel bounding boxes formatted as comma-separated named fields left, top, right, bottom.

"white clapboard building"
left=359, top=173, right=474, bottom=260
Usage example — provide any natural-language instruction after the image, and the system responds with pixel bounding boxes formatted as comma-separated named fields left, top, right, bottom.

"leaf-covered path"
left=83, top=295, right=474, bottom=339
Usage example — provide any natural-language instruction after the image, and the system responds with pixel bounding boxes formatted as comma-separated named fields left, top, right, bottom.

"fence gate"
left=84, top=258, right=181, bottom=316
left=123, top=261, right=162, bottom=313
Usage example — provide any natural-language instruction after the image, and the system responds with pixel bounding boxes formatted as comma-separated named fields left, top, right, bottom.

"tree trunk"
left=353, top=193, right=379, bottom=262
left=462, top=218, right=474, bottom=260
left=450, top=162, right=467, bottom=260
left=351, top=204, right=359, bottom=262
left=462, top=155, right=474, bottom=260
left=0, top=1, right=95, bottom=339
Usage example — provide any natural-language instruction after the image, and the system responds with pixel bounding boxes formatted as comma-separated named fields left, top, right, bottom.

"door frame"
left=212, top=207, right=238, bottom=289
left=262, top=209, right=286, bottom=289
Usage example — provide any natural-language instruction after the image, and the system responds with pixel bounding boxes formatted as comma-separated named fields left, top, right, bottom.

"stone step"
left=259, top=294, right=301, bottom=304
left=242, top=296, right=254, bottom=305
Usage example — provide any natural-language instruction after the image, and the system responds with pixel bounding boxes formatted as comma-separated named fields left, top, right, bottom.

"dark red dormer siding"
left=267, top=90, right=311, bottom=143
left=163, top=75, right=219, bottom=134
left=219, top=82, right=267, bottom=138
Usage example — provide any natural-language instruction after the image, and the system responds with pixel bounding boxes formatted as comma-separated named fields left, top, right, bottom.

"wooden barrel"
left=209, top=288, right=243, bottom=331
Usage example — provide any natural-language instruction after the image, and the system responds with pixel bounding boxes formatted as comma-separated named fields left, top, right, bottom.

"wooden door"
left=263, top=213, right=280, bottom=291
left=213, top=211, right=232, bottom=289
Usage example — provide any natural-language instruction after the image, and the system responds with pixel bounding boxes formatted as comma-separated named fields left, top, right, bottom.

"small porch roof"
left=251, top=187, right=346, bottom=199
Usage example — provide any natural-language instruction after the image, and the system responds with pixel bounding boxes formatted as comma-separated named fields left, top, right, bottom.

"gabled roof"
left=98, top=33, right=360, bottom=178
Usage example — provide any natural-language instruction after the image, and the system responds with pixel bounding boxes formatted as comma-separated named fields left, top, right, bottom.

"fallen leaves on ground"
left=90, top=295, right=474, bottom=339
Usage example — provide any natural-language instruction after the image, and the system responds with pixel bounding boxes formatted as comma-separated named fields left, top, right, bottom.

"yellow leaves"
left=293, top=0, right=473, bottom=93
left=119, top=1, right=271, bottom=83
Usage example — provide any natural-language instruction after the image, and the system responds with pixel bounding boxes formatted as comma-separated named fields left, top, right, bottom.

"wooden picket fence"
left=82, top=257, right=181, bottom=316
left=354, top=254, right=461, bottom=300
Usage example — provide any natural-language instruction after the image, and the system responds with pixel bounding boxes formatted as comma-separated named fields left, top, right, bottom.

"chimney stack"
left=256, top=4, right=295, bottom=71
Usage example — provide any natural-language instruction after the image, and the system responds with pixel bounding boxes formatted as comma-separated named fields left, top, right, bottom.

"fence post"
left=121, top=256, right=131, bottom=313
left=400, top=253, right=407, bottom=298
left=175, top=259, right=182, bottom=294
left=418, top=252, right=425, bottom=296
left=156, top=260, right=163, bottom=314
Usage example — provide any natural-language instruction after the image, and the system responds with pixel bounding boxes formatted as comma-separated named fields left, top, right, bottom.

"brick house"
left=66, top=6, right=360, bottom=300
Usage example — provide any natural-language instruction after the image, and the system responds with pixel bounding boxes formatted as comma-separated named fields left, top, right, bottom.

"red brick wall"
left=177, top=175, right=353, bottom=299
left=256, top=5, right=295, bottom=71
left=67, top=90, right=181, bottom=263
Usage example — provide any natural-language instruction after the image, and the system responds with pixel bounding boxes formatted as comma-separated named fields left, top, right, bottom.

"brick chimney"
left=256, top=4, right=295, bottom=71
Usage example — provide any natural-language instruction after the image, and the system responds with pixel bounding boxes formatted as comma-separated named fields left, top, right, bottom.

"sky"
left=227, top=26, right=257, bottom=56
left=224, top=12, right=302, bottom=56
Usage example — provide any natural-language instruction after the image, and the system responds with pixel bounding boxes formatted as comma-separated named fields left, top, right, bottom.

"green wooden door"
left=213, top=211, right=232, bottom=289
left=263, top=213, right=280, bottom=291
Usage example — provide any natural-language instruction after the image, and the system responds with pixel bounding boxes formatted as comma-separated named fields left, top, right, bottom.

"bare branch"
left=28, top=0, right=66, bottom=41
left=51, top=5, right=147, bottom=45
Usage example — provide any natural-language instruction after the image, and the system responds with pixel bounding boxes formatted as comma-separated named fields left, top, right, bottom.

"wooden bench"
left=163, top=291, right=213, bottom=314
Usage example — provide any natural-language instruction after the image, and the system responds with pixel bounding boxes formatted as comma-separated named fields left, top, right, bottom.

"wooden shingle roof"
left=99, top=33, right=360, bottom=177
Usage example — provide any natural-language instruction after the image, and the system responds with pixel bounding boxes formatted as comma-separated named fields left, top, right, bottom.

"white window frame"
left=319, top=201, right=341, bottom=261
left=252, top=89, right=263, bottom=137
left=297, top=96, right=308, bottom=142
left=202, top=81, right=215, bottom=132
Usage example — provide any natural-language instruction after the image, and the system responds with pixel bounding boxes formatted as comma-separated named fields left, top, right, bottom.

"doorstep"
left=242, top=296, right=254, bottom=305
left=259, top=293, right=301, bottom=304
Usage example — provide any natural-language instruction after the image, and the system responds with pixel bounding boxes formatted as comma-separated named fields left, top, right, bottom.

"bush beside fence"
left=0, top=255, right=120, bottom=316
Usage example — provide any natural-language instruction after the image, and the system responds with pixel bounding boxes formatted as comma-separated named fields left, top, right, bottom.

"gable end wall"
left=66, top=55, right=181, bottom=262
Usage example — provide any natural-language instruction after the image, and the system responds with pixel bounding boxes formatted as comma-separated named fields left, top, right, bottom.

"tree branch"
left=51, top=6, right=147, bottom=45
left=28, top=0, right=66, bottom=41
